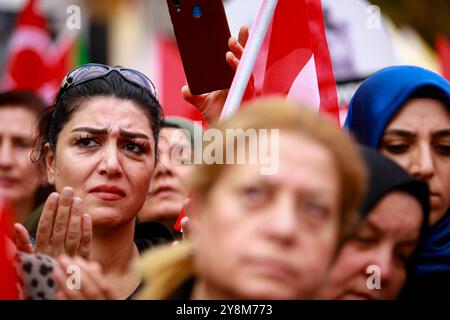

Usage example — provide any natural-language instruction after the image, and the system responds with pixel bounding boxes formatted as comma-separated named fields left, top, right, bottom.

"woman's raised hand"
left=182, top=25, right=251, bottom=124
left=14, top=187, right=92, bottom=260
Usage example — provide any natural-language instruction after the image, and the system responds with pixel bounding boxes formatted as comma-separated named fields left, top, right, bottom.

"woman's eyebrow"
left=71, top=127, right=107, bottom=135
left=71, top=127, right=150, bottom=140
left=383, top=129, right=416, bottom=138
left=120, top=129, right=149, bottom=140
left=431, top=129, right=450, bottom=139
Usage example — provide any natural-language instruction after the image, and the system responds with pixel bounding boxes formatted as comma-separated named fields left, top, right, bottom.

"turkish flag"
left=243, top=0, right=340, bottom=124
left=1, top=0, right=71, bottom=102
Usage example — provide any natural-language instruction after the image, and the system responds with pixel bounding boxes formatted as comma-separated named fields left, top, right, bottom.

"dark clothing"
left=359, top=147, right=431, bottom=297
left=135, top=221, right=176, bottom=249
left=24, top=204, right=43, bottom=237
left=400, top=269, right=450, bottom=299
left=359, top=146, right=430, bottom=220
left=400, top=208, right=450, bottom=299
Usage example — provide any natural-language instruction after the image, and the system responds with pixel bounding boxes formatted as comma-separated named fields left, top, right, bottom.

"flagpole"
left=220, top=0, right=279, bottom=122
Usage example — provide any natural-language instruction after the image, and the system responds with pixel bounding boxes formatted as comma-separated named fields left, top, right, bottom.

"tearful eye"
left=123, top=142, right=145, bottom=154
left=76, top=137, right=98, bottom=148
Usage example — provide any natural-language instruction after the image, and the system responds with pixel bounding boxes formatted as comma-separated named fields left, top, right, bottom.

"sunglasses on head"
left=60, top=63, right=158, bottom=100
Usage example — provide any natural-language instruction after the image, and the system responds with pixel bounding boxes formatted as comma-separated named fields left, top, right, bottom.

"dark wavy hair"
left=32, top=71, right=163, bottom=176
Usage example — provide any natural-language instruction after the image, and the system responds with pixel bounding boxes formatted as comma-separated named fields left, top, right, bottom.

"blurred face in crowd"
left=0, top=106, right=39, bottom=204
left=45, top=97, right=156, bottom=230
left=190, top=132, right=341, bottom=299
left=138, top=127, right=193, bottom=224
left=319, top=191, right=423, bottom=300
left=379, top=98, right=450, bottom=225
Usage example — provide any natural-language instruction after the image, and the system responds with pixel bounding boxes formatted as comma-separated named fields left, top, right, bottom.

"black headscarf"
left=358, top=146, right=429, bottom=272
left=359, top=146, right=429, bottom=220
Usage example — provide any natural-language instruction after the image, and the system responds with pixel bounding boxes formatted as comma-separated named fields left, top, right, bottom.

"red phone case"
left=166, top=0, right=235, bottom=94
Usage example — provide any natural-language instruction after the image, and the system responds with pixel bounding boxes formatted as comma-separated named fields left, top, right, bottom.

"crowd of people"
left=0, top=27, right=449, bottom=300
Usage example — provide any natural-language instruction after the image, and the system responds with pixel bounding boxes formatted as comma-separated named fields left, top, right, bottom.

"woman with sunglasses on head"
left=13, top=64, right=162, bottom=299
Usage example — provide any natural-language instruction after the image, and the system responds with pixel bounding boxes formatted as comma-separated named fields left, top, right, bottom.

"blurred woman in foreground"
left=137, top=98, right=367, bottom=300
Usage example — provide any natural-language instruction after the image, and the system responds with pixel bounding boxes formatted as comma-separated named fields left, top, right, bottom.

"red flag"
left=151, top=36, right=207, bottom=126
left=1, top=0, right=72, bottom=102
left=240, top=0, right=339, bottom=124
left=436, top=35, right=450, bottom=81
left=0, top=198, right=19, bottom=300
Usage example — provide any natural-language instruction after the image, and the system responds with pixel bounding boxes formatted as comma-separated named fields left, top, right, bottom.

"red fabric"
left=436, top=35, right=450, bottom=81
left=246, top=0, right=339, bottom=124
left=0, top=198, right=19, bottom=300
left=173, top=207, right=186, bottom=232
left=262, top=0, right=312, bottom=95
left=1, top=0, right=71, bottom=102
left=157, top=36, right=207, bottom=125
left=305, top=0, right=340, bottom=122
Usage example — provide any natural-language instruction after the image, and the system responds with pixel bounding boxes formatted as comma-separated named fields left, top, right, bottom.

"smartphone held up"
left=166, top=0, right=235, bottom=94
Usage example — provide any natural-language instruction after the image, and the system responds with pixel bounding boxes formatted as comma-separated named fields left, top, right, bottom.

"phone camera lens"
left=192, top=6, right=202, bottom=18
